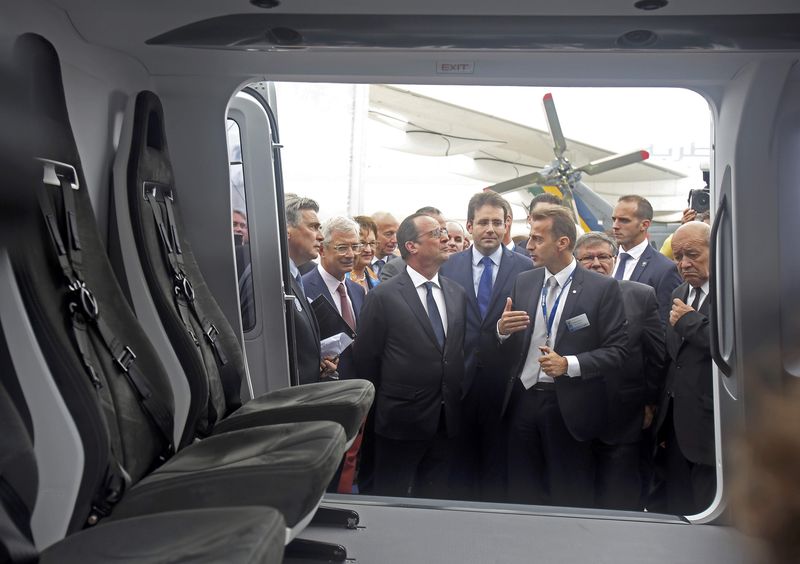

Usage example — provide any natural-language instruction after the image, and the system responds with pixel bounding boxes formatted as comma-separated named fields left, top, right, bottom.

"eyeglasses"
left=417, top=227, right=448, bottom=241
left=577, top=254, right=615, bottom=264
left=331, top=244, right=365, bottom=255
left=360, top=241, right=378, bottom=249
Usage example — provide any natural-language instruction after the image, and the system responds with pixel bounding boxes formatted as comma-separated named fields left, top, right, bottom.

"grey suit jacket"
left=354, top=270, right=467, bottom=441
left=379, top=256, right=406, bottom=282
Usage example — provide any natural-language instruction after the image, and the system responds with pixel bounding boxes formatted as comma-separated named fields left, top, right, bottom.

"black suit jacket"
left=657, top=282, right=714, bottom=466
left=600, top=280, right=666, bottom=445
left=627, top=244, right=683, bottom=325
left=301, top=267, right=365, bottom=380
left=289, top=275, right=322, bottom=385
left=500, top=265, right=628, bottom=442
left=354, top=270, right=467, bottom=441
left=439, top=247, right=533, bottom=396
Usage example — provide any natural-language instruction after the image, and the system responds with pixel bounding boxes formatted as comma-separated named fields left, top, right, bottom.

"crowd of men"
left=234, top=190, right=715, bottom=514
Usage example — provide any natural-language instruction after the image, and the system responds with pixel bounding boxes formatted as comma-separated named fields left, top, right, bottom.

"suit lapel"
left=554, top=267, right=583, bottom=350
left=484, top=249, right=514, bottom=322
left=456, top=252, right=481, bottom=319
left=630, top=245, right=653, bottom=283
left=519, top=269, right=545, bottom=354
left=345, top=279, right=363, bottom=319
left=398, top=272, right=441, bottom=349
left=442, top=277, right=460, bottom=352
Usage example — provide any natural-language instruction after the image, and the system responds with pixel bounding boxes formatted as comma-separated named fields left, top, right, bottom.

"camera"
left=688, top=188, right=710, bottom=213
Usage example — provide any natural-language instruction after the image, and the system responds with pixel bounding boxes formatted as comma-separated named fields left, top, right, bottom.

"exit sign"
left=436, top=62, right=474, bottom=74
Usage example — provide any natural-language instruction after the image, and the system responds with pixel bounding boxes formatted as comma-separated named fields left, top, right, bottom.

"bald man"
left=654, top=221, right=715, bottom=515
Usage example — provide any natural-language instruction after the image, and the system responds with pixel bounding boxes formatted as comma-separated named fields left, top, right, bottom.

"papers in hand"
left=320, top=332, right=354, bottom=358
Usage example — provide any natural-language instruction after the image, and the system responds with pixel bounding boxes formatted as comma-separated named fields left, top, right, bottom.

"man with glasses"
left=302, top=216, right=366, bottom=381
left=379, top=206, right=447, bottom=282
left=574, top=232, right=666, bottom=510
left=355, top=213, right=467, bottom=498
left=440, top=191, right=533, bottom=501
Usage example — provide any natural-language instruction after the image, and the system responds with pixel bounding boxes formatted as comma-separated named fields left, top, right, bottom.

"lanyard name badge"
left=540, top=271, right=574, bottom=348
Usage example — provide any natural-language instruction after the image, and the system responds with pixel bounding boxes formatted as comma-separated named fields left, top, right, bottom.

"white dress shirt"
left=317, top=264, right=353, bottom=317
left=613, top=238, right=650, bottom=280
left=518, top=258, right=581, bottom=386
left=406, top=265, right=448, bottom=336
left=687, top=280, right=710, bottom=310
left=471, top=245, right=503, bottom=297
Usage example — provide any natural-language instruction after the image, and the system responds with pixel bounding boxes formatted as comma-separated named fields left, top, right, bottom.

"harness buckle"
left=115, top=346, right=137, bottom=373
left=174, top=273, right=195, bottom=302
left=205, top=323, right=220, bottom=343
left=37, top=158, right=79, bottom=190
left=68, top=281, right=99, bottom=319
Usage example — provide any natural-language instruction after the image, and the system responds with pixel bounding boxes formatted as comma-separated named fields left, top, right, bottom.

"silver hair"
left=321, top=216, right=360, bottom=245
left=574, top=231, right=618, bottom=256
left=284, top=194, right=319, bottom=228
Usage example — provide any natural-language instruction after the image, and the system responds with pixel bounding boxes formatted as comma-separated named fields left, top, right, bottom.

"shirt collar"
left=289, top=259, right=299, bottom=279
left=318, top=264, right=345, bottom=295
left=472, top=245, right=504, bottom=267
left=621, top=238, right=650, bottom=260
left=372, top=255, right=392, bottom=265
left=544, top=257, right=577, bottom=287
left=691, top=280, right=711, bottom=298
left=407, top=265, right=440, bottom=289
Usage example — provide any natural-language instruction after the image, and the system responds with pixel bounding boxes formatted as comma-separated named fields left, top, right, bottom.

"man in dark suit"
left=611, top=195, right=682, bottom=324
left=285, top=195, right=337, bottom=384
left=439, top=191, right=533, bottom=501
left=574, top=231, right=666, bottom=510
left=379, top=206, right=446, bottom=282
left=655, top=221, right=715, bottom=515
left=498, top=205, right=627, bottom=507
left=302, top=216, right=366, bottom=381
left=355, top=212, right=467, bottom=498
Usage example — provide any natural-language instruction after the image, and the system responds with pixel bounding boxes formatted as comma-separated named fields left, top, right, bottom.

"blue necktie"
left=373, top=258, right=385, bottom=277
left=424, top=281, right=446, bottom=349
left=477, top=255, right=494, bottom=319
left=614, top=253, right=631, bottom=281
left=295, top=272, right=306, bottom=299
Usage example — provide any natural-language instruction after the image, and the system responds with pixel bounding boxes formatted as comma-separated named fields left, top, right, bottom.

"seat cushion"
left=212, top=380, right=374, bottom=441
left=40, top=507, right=284, bottom=563
left=110, top=421, right=345, bottom=528
left=41, top=507, right=284, bottom=563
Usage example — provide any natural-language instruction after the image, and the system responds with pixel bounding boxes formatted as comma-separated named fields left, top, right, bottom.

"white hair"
left=321, top=216, right=360, bottom=245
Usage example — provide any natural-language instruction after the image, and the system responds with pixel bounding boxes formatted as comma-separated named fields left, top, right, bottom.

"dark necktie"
left=337, top=283, right=356, bottom=331
left=424, top=281, right=446, bottom=349
left=295, top=272, right=306, bottom=300
left=614, top=252, right=631, bottom=280
left=476, top=255, right=494, bottom=319
left=690, top=286, right=703, bottom=310
left=373, top=258, right=385, bottom=277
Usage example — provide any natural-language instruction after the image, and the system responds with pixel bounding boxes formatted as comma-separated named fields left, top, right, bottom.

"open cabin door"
left=227, top=84, right=296, bottom=396
left=704, top=56, right=800, bottom=523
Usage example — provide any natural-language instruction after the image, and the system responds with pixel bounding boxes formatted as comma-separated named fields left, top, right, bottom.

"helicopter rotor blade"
left=542, top=93, right=567, bottom=159
left=485, top=171, right=549, bottom=195
left=578, top=150, right=650, bottom=176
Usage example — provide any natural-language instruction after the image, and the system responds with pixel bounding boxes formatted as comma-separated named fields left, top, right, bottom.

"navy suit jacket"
left=511, top=242, right=531, bottom=258
left=439, top=247, right=533, bottom=396
left=626, top=243, right=682, bottom=325
left=302, top=267, right=365, bottom=380
left=500, top=266, right=628, bottom=442
left=289, top=275, right=322, bottom=385
left=354, top=271, right=467, bottom=440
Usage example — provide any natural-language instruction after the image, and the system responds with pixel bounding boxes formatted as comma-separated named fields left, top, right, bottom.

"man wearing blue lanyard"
left=497, top=205, right=628, bottom=507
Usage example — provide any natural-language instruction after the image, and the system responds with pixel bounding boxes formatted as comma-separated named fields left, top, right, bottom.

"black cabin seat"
left=0, top=361, right=285, bottom=564
left=115, top=89, right=373, bottom=449
left=10, top=33, right=346, bottom=543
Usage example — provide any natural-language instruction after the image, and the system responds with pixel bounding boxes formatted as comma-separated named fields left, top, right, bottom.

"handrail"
left=709, top=192, right=732, bottom=377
